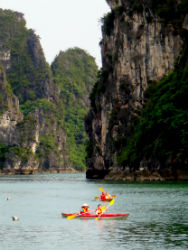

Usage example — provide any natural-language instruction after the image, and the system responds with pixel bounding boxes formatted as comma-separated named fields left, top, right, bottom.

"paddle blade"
left=109, top=199, right=115, bottom=206
left=101, top=206, right=107, bottom=211
left=67, top=214, right=77, bottom=220
left=112, top=195, right=116, bottom=197
left=95, top=196, right=99, bottom=199
left=99, top=187, right=104, bottom=192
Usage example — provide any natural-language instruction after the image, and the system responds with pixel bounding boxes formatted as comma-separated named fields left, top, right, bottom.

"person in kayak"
left=95, top=204, right=104, bottom=215
left=100, top=192, right=106, bottom=200
left=100, top=191, right=112, bottom=201
left=80, top=204, right=90, bottom=214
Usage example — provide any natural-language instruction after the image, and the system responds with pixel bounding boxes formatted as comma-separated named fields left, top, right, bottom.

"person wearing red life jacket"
left=100, top=192, right=106, bottom=201
left=100, top=191, right=112, bottom=201
left=80, top=204, right=90, bottom=214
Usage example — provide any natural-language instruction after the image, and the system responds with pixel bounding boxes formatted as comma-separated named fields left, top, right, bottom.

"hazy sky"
left=0, top=0, right=110, bottom=67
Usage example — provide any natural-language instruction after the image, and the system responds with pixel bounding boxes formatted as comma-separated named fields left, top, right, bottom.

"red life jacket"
left=80, top=207, right=89, bottom=214
left=100, top=193, right=106, bottom=200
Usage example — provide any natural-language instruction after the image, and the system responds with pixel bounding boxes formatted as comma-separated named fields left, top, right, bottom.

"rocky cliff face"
left=0, top=9, right=72, bottom=174
left=0, top=66, right=22, bottom=145
left=0, top=66, right=38, bottom=173
left=51, top=48, right=98, bottom=170
left=85, top=0, right=188, bottom=180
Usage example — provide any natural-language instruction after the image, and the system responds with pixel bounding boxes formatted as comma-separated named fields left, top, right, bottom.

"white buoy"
left=12, top=216, right=19, bottom=221
left=7, top=197, right=11, bottom=201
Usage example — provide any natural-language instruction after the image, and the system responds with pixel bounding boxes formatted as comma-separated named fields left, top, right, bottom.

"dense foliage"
left=20, top=99, right=57, bottom=116
left=51, top=48, right=98, bottom=170
left=0, top=142, right=32, bottom=169
left=0, top=9, right=51, bottom=104
left=0, top=66, right=12, bottom=116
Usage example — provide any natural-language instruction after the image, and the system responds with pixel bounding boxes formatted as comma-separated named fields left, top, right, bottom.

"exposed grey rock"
left=86, top=0, right=186, bottom=180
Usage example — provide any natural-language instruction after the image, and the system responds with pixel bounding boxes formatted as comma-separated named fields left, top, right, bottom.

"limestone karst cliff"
left=85, top=0, right=188, bottom=180
left=51, top=48, right=98, bottom=170
left=0, top=9, right=98, bottom=174
left=0, top=66, right=22, bottom=148
left=0, top=9, right=71, bottom=173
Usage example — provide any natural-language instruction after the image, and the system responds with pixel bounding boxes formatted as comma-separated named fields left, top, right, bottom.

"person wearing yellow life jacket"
left=80, top=204, right=90, bottom=214
left=95, top=204, right=103, bottom=215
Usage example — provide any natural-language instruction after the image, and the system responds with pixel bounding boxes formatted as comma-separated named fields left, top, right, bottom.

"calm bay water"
left=0, top=173, right=187, bottom=250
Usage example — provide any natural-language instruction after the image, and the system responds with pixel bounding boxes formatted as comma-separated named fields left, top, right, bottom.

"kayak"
left=100, top=197, right=113, bottom=201
left=94, top=196, right=114, bottom=201
left=62, top=213, right=129, bottom=220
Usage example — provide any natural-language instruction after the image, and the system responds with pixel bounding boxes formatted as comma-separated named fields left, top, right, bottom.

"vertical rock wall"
left=86, top=0, right=186, bottom=179
left=0, top=9, right=72, bottom=174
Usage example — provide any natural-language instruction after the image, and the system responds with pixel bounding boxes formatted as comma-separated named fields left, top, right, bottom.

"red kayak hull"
left=100, top=197, right=113, bottom=201
left=62, top=213, right=129, bottom=220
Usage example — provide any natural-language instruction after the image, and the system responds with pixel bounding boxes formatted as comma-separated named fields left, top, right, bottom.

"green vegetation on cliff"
left=0, top=142, right=32, bottom=169
left=0, top=66, right=12, bottom=115
left=0, top=9, right=52, bottom=104
left=51, top=48, right=98, bottom=170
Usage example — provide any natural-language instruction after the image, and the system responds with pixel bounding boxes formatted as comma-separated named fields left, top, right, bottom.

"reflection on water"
left=0, top=173, right=187, bottom=250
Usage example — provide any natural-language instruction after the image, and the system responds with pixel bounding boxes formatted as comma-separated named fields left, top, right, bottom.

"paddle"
left=98, top=187, right=116, bottom=199
left=95, top=199, right=115, bottom=220
left=99, top=187, right=105, bottom=192
left=95, top=196, right=100, bottom=199
left=95, top=194, right=116, bottom=199
left=67, top=210, right=92, bottom=220
left=67, top=213, right=79, bottom=220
